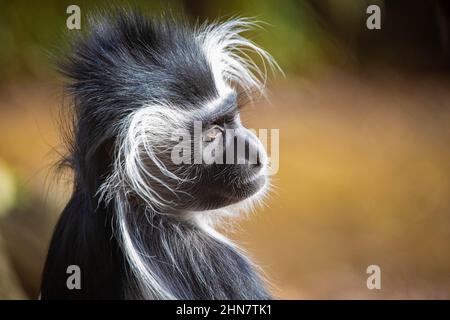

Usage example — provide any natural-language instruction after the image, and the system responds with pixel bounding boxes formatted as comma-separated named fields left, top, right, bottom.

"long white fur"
left=196, top=18, right=281, bottom=98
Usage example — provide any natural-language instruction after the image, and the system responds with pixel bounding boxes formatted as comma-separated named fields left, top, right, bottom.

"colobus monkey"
left=41, top=9, right=279, bottom=299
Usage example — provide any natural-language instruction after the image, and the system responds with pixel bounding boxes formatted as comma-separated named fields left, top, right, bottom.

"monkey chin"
left=233, top=174, right=269, bottom=210
left=234, top=173, right=267, bottom=200
left=200, top=172, right=269, bottom=212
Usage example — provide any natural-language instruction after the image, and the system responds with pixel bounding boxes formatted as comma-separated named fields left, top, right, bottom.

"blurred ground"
left=0, top=70, right=449, bottom=299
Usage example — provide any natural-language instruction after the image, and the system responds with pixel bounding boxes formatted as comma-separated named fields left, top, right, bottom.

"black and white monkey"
left=40, top=9, right=279, bottom=299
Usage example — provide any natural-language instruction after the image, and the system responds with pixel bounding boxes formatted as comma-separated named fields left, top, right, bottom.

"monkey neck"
left=41, top=190, right=271, bottom=299
left=120, top=207, right=272, bottom=299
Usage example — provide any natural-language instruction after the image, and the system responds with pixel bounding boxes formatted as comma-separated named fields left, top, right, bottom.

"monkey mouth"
left=201, top=172, right=267, bottom=210
left=239, top=173, right=266, bottom=188
left=231, top=173, right=267, bottom=199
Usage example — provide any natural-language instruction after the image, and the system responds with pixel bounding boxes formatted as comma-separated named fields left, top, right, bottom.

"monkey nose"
left=232, top=133, right=264, bottom=168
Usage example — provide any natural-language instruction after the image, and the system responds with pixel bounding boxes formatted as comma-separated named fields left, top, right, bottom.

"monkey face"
left=136, top=92, right=269, bottom=212
left=192, top=126, right=267, bottom=209
left=181, top=118, right=268, bottom=211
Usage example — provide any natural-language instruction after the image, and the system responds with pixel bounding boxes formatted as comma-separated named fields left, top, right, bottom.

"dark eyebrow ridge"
left=203, top=92, right=238, bottom=125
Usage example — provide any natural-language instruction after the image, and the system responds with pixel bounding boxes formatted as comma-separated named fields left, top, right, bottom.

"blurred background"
left=0, top=0, right=449, bottom=299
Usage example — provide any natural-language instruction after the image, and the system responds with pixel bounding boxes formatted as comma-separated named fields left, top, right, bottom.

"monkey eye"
left=203, top=125, right=223, bottom=142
